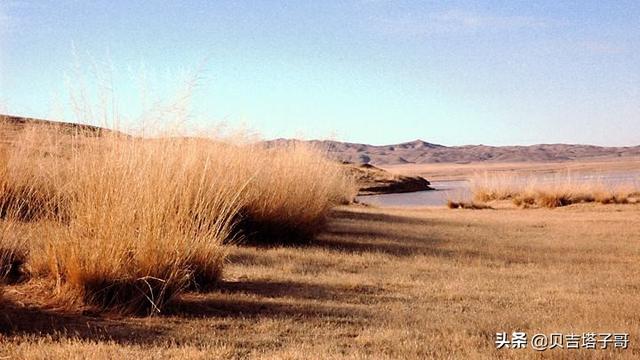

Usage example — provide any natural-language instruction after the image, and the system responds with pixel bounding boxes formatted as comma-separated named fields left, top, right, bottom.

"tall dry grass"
left=238, top=143, right=357, bottom=243
left=471, top=171, right=640, bottom=208
left=0, top=139, right=28, bottom=285
left=0, top=120, right=355, bottom=314
left=0, top=219, right=25, bottom=284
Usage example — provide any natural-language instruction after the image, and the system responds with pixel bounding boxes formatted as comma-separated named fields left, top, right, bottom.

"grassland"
left=2, top=204, right=639, bottom=358
left=2, top=118, right=639, bottom=358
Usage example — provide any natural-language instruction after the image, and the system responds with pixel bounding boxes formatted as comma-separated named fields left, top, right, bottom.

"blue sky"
left=0, top=1, right=638, bottom=146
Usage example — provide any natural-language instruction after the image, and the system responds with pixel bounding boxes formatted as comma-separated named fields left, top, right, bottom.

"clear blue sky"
left=1, top=1, right=638, bottom=146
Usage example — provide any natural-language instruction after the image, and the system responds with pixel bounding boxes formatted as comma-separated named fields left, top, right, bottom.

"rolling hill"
left=263, top=138, right=640, bottom=165
left=4, top=114, right=639, bottom=166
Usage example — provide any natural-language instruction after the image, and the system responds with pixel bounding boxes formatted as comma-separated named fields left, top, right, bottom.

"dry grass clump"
left=238, top=143, right=357, bottom=243
left=0, top=220, right=26, bottom=284
left=471, top=172, right=640, bottom=208
left=0, top=123, right=83, bottom=222
left=7, top=132, right=246, bottom=314
left=0, top=121, right=355, bottom=314
left=66, top=139, right=250, bottom=313
left=446, top=200, right=492, bottom=210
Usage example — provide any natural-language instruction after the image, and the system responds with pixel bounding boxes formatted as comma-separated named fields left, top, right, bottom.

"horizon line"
left=2, top=113, right=638, bottom=149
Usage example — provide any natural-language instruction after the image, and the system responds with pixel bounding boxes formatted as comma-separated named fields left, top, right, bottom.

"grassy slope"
left=2, top=204, right=639, bottom=359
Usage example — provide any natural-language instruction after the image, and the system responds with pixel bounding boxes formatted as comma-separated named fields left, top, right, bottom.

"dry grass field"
left=2, top=204, right=639, bottom=359
left=1, top=118, right=639, bottom=358
left=4, top=2, right=639, bottom=357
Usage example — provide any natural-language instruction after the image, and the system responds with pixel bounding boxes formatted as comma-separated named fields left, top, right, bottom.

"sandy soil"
left=382, top=158, right=640, bottom=181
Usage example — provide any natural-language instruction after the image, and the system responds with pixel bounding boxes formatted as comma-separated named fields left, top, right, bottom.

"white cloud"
left=433, top=10, right=547, bottom=30
left=375, top=9, right=549, bottom=36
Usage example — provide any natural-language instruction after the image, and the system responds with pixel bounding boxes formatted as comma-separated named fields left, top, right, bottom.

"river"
left=356, top=171, right=640, bottom=207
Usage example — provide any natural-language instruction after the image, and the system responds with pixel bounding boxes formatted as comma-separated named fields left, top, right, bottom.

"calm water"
left=356, top=171, right=640, bottom=208
left=356, top=180, right=471, bottom=207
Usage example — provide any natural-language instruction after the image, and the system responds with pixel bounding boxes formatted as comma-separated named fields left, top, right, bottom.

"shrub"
left=446, top=200, right=491, bottom=210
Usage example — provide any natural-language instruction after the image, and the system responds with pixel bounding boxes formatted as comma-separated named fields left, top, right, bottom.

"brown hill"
left=263, top=139, right=640, bottom=165
left=0, top=114, right=108, bottom=136
left=8, top=115, right=636, bottom=166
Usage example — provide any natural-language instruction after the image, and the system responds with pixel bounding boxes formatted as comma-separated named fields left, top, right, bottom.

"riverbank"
left=346, top=163, right=433, bottom=195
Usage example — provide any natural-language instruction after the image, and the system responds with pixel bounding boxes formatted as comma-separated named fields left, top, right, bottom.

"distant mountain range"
left=263, top=139, right=640, bottom=165
left=3, top=115, right=639, bottom=166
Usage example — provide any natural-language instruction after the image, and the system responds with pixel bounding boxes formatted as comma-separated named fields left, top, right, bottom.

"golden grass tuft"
left=237, top=143, right=358, bottom=243
left=471, top=172, right=640, bottom=208
left=0, top=121, right=355, bottom=314
left=446, top=200, right=492, bottom=210
left=0, top=219, right=26, bottom=284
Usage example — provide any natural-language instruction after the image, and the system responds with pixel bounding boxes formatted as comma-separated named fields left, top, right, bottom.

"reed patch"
left=470, top=172, right=640, bottom=208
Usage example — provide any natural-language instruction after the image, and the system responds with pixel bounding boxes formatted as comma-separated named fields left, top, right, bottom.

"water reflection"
left=356, top=180, right=471, bottom=207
